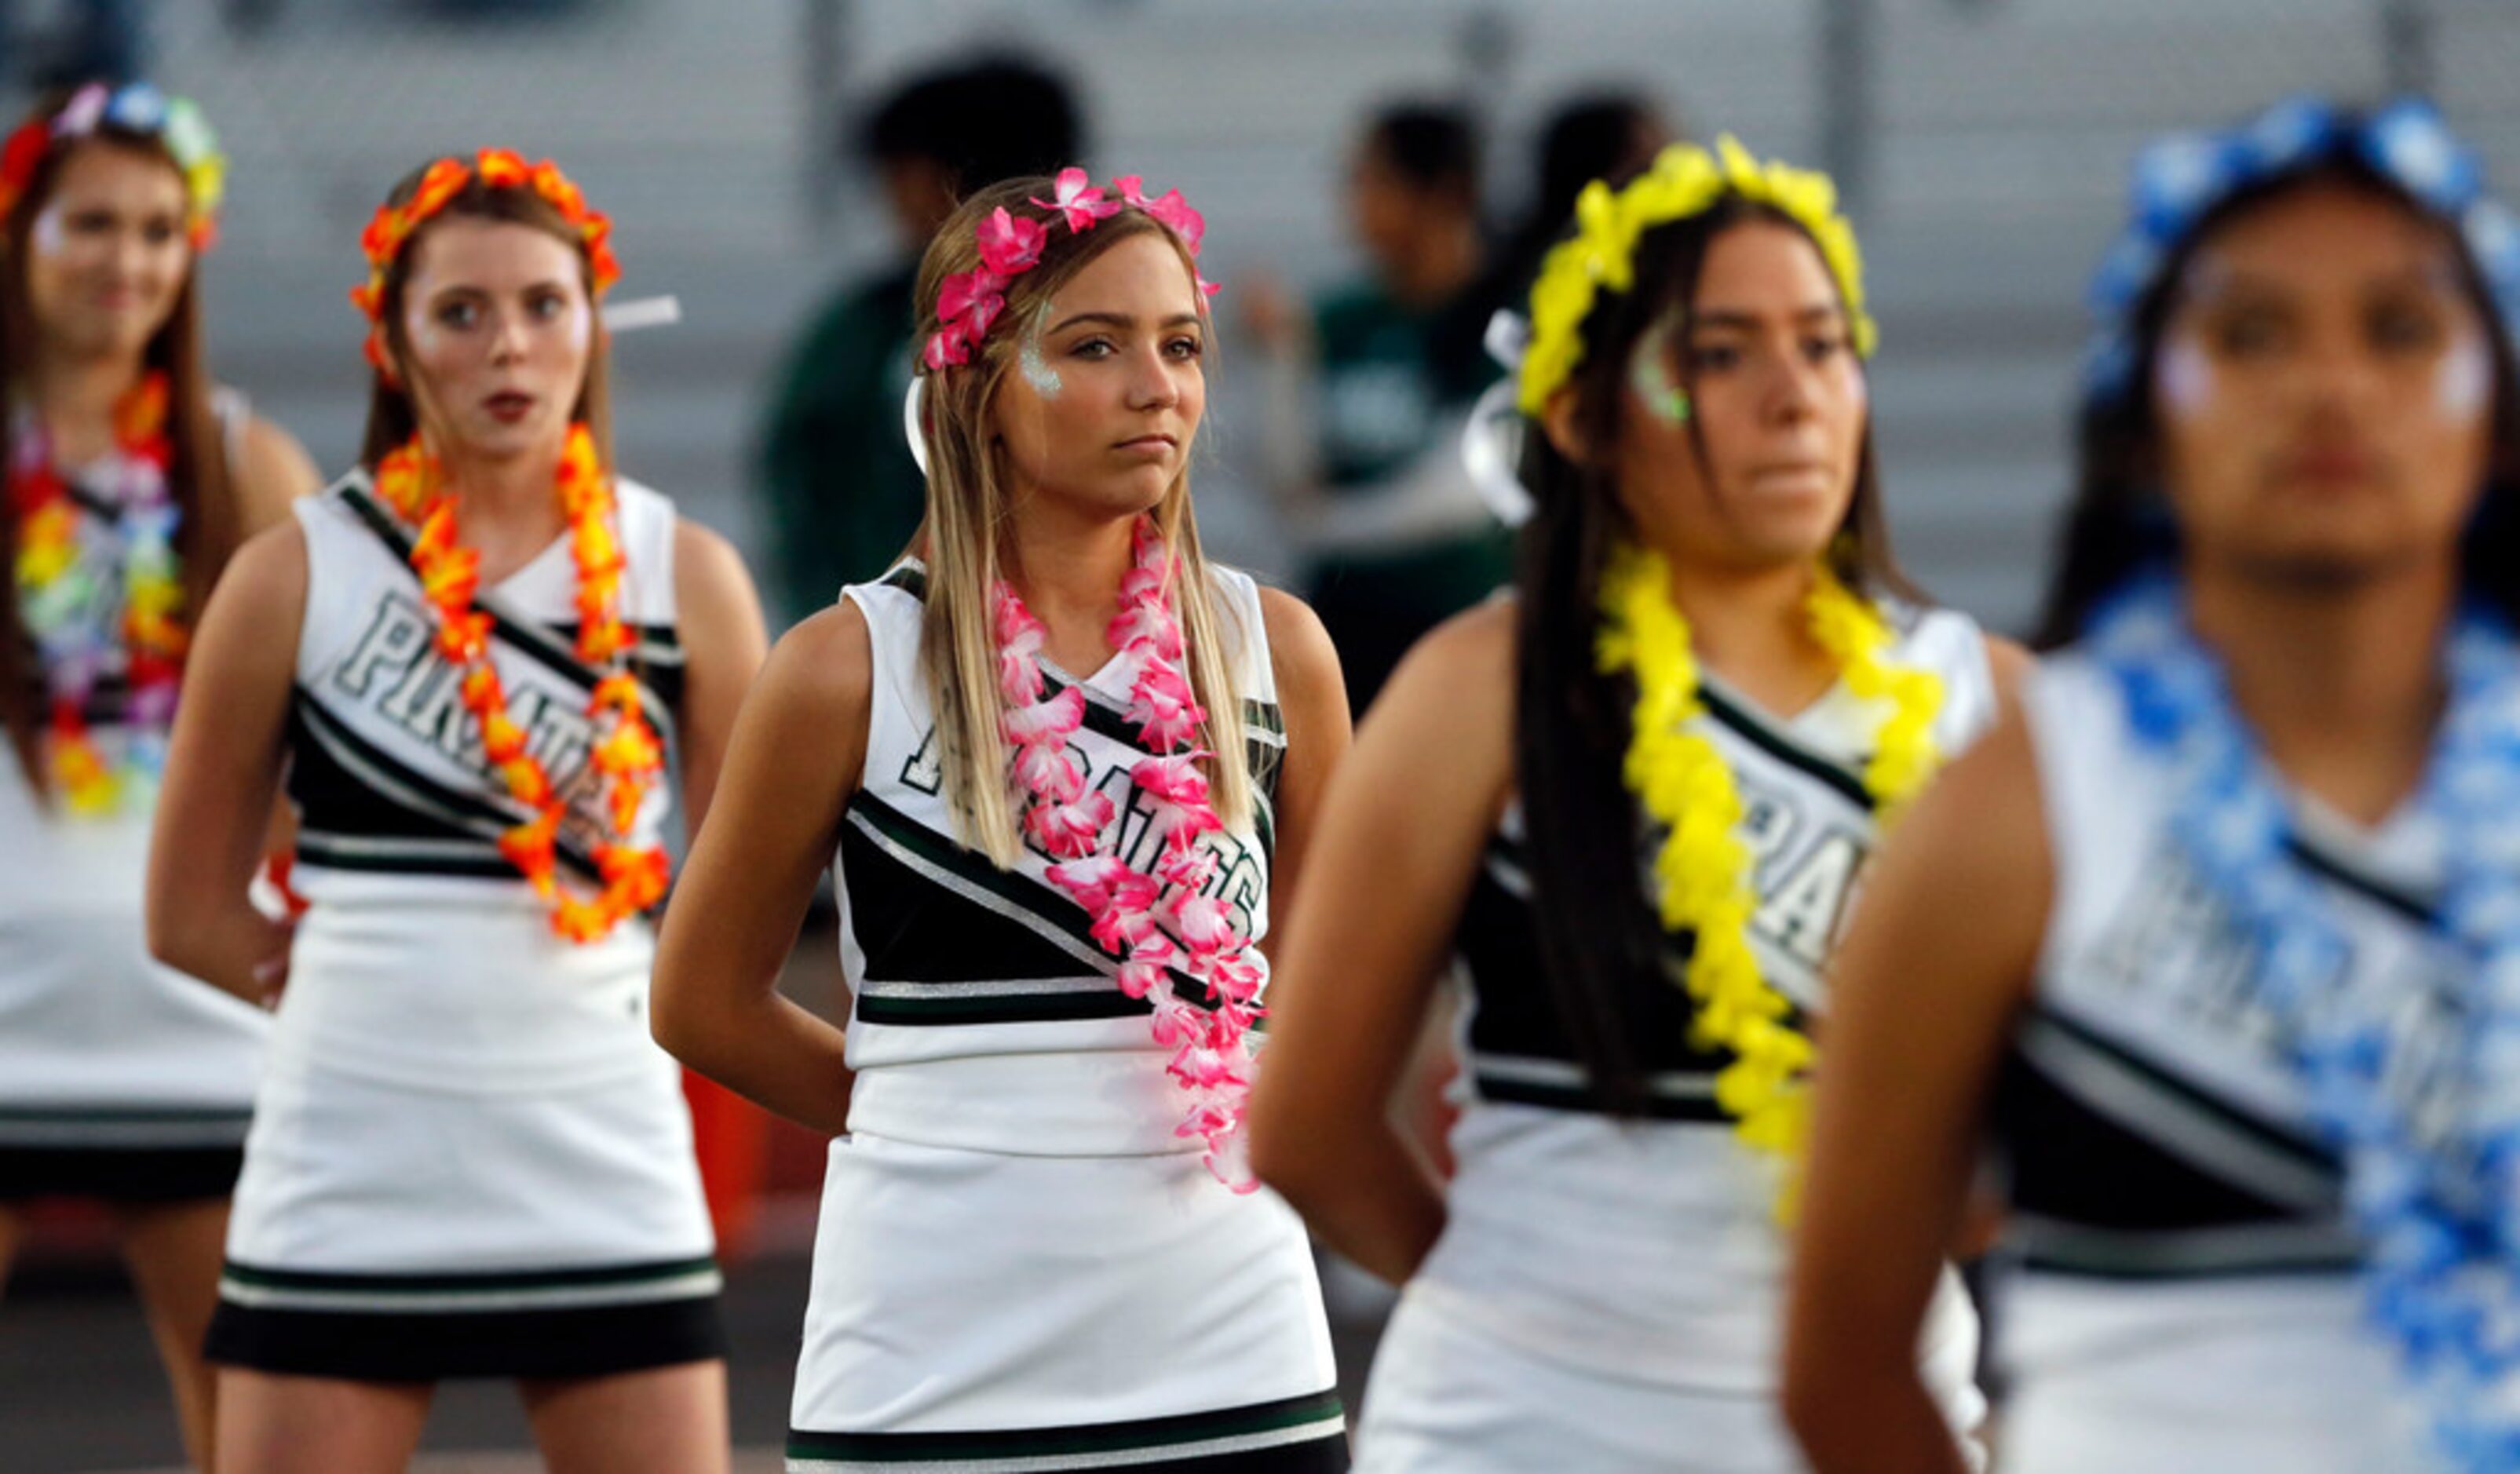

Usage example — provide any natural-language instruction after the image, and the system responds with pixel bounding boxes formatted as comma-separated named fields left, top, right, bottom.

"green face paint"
left=1627, top=316, right=1691, bottom=425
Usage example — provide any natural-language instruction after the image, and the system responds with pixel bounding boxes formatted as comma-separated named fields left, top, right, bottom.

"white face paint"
left=28, top=205, right=66, bottom=258
left=2158, top=334, right=2217, bottom=422
left=402, top=296, right=447, bottom=362
left=2437, top=329, right=2491, bottom=421
left=1017, top=330, right=1064, bottom=399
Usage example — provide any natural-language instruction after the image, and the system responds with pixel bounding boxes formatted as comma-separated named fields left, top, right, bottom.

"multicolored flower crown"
left=922, top=167, right=1214, bottom=374
left=350, top=148, right=619, bottom=373
left=0, top=82, right=225, bottom=250
left=1518, top=136, right=1874, bottom=416
left=2083, top=95, right=2520, bottom=403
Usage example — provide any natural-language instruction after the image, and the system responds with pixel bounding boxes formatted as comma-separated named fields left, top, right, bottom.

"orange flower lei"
left=373, top=424, right=667, bottom=943
left=349, top=147, right=619, bottom=373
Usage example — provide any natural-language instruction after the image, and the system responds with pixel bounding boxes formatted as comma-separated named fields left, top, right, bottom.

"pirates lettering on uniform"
left=1722, top=770, right=1874, bottom=975
left=326, top=590, right=601, bottom=797
left=900, top=725, right=943, bottom=795
left=2084, top=852, right=2290, bottom=1056
left=2076, top=838, right=2467, bottom=1155
left=903, top=721, right=1268, bottom=938
left=1755, top=830, right=1867, bottom=965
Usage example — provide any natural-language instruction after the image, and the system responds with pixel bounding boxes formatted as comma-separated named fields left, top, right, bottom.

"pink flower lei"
left=995, top=520, right=1262, bottom=1189
left=924, top=168, right=1219, bottom=374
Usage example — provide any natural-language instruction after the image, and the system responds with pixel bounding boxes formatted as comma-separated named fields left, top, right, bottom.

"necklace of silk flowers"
left=9, top=374, right=184, bottom=813
left=995, top=520, right=1262, bottom=1190
left=2087, top=574, right=2520, bottom=1472
left=1596, top=542, right=1944, bottom=1176
left=373, top=425, right=669, bottom=943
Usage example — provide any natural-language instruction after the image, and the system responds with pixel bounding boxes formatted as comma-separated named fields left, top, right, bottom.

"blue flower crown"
left=2083, top=95, right=2520, bottom=404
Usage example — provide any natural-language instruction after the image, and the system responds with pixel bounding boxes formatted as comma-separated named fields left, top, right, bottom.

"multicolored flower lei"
left=372, top=425, right=668, bottom=943
left=995, top=520, right=1262, bottom=1189
left=350, top=148, right=619, bottom=374
left=922, top=167, right=1215, bottom=374
left=2087, top=574, right=2520, bottom=1471
left=0, top=82, right=225, bottom=250
left=1595, top=543, right=1943, bottom=1166
left=9, top=372, right=184, bottom=813
left=1521, top=136, right=1873, bottom=415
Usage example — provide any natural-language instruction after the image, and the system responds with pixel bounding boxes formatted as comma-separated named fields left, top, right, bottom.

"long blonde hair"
left=912, top=176, right=1251, bottom=868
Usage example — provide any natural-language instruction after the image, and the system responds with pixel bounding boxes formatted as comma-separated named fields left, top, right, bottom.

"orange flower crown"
left=349, top=148, right=620, bottom=372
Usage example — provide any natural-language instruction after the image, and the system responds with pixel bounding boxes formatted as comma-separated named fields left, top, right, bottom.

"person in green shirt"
left=1248, top=102, right=1514, bottom=714
left=755, top=58, right=1081, bottom=626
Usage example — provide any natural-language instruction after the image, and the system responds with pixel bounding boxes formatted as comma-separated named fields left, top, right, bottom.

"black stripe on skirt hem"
left=785, top=1430, right=1350, bottom=1472
left=787, top=1388, right=1349, bottom=1469
left=0, top=1145, right=243, bottom=1202
left=204, top=1294, right=725, bottom=1381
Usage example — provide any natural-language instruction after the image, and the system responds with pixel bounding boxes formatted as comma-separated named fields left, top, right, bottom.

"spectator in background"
left=1492, top=92, right=1673, bottom=304
left=1247, top=101, right=1510, bottom=715
left=754, top=57, right=1080, bottom=626
left=3, top=0, right=146, bottom=87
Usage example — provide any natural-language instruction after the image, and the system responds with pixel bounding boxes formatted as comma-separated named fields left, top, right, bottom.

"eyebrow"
left=2190, top=261, right=2460, bottom=303
left=425, top=279, right=575, bottom=298
left=1685, top=305, right=1846, bottom=332
left=1043, top=309, right=1207, bottom=335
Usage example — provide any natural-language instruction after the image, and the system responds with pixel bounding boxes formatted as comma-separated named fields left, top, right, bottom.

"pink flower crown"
left=922, top=168, right=1218, bottom=374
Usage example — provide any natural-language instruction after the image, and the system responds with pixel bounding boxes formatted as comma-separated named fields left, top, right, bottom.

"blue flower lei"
left=2083, top=95, right=2520, bottom=404
left=2086, top=573, right=2520, bottom=1469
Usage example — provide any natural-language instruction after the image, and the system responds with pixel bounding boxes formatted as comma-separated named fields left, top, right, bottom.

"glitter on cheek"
left=29, top=206, right=66, bottom=257
left=1626, top=330, right=1688, bottom=425
left=2437, top=331, right=2490, bottom=421
left=1018, top=334, right=1064, bottom=399
left=403, top=301, right=447, bottom=363
left=2157, top=336, right=2218, bottom=422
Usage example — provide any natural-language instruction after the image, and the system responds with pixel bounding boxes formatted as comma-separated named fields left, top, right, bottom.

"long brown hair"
left=0, top=98, right=235, bottom=790
left=356, top=163, right=615, bottom=476
left=911, top=176, right=1252, bottom=867
left=1515, top=197, right=1912, bottom=1112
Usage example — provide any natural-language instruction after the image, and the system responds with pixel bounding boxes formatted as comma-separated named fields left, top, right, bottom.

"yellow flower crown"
left=1517, top=136, right=1875, bottom=415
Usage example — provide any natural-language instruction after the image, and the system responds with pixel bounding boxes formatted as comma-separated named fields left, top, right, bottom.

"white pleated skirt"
left=787, top=1132, right=1347, bottom=1471
left=1356, top=1276, right=1985, bottom=1474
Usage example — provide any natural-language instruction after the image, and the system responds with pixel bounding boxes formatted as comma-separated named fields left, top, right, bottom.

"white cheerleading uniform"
left=787, top=562, right=1346, bottom=1472
left=1992, top=654, right=2446, bottom=1472
left=202, top=468, right=721, bottom=1382
left=1357, top=602, right=1996, bottom=1474
left=0, top=389, right=267, bottom=1201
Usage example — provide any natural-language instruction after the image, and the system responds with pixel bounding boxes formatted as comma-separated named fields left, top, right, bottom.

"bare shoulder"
left=1981, top=633, right=2037, bottom=705
left=762, top=597, right=875, bottom=717
left=199, top=514, right=309, bottom=651
left=226, top=513, right=309, bottom=593
left=231, top=414, right=323, bottom=534
left=674, top=516, right=753, bottom=590
left=1254, top=584, right=1340, bottom=695
left=1387, top=596, right=1514, bottom=715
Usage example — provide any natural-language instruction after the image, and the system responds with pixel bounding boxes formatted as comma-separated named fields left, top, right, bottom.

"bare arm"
left=1249, top=600, right=1514, bottom=1282
left=671, top=518, right=772, bottom=834
left=146, top=522, right=305, bottom=1004
left=650, top=604, right=867, bottom=1135
left=1782, top=702, right=2052, bottom=1473
left=1252, top=586, right=1352, bottom=961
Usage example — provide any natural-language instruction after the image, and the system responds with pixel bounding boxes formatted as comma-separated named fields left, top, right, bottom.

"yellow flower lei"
left=1595, top=543, right=1943, bottom=1169
left=1520, top=136, right=1875, bottom=415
